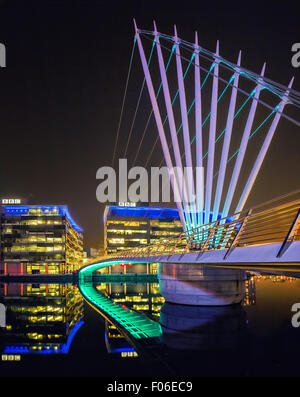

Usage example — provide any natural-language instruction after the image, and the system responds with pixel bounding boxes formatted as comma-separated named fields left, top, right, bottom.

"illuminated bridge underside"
left=79, top=282, right=162, bottom=340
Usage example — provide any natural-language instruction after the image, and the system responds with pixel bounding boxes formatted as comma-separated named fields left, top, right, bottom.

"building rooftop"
left=2, top=205, right=83, bottom=233
left=103, top=205, right=180, bottom=224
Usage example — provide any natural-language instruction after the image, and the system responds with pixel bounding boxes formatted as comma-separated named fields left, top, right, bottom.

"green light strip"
left=79, top=260, right=162, bottom=340
left=80, top=283, right=162, bottom=339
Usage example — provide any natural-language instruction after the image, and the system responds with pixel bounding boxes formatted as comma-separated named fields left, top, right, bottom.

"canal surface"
left=1, top=265, right=300, bottom=377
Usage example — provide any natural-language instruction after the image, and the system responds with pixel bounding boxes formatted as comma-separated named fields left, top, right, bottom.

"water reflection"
left=158, top=263, right=247, bottom=305
left=98, top=282, right=164, bottom=320
left=0, top=283, right=83, bottom=356
left=105, top=321, right=138, bottom=358
left=160, top=303, right=247, bottom=351
left=99, top=272, right=254, bottom=353
left=1, top=268, right=300, bottom=376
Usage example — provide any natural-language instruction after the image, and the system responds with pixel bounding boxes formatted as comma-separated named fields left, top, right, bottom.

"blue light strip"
left=3, top=205, right=83, bottom=233
left=104, top=332, right=135, bottom=353
left=107, top=206, right=180, bottom=220
left=3, top=321, right=84, bottom=355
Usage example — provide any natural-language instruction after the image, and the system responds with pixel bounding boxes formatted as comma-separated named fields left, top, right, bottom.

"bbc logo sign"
left=0, top=304, right=5, bottom=328
left=1, top=199, right=21, bottom=204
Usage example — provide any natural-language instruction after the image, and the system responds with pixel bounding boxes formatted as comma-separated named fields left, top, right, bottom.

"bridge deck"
left=112, top=241, right=300, bottom=265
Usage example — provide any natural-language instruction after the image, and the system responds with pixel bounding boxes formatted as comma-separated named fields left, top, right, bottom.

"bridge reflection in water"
left=158, top=264, right=247, bottom=305
left=160, top=303, right=247, bottom=351
left=3, top=270, right=299, bottom=376
left=78, top=264, right=256, bottom=359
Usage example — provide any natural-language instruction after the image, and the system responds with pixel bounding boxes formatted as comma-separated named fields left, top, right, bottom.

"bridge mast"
left=153, top=22, right=192, bottom=230
left=212, top=51, right=241, bottom=222
left=194, top=31, right=204, bottom=227
left=236, top=77, right=294, bottom=213
left=221, top=63, right=266, bottom=219
left=133, top=20, right=187, bottom=229
left=205, top=41, right=219, bottom=225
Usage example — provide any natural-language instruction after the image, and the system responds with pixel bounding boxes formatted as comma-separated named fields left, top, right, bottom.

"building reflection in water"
left=105, top=321, right=138, bottom=358
left=99, top=282, right=165, bottom=357
left=97, top=282, right=164, bottom=320
left=243, top=275, right=256, bottom=306
left=98, top=274, right=257, bottom=355
left=0, top=283, right=83, bottom=357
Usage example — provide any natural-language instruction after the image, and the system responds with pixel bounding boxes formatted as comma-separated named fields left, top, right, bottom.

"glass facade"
left=0, top=205, right=83, bottom=275
left=103, top=205, right=183, bottom=255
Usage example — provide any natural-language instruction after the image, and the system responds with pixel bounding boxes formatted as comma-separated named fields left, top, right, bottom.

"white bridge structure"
left=133, top=21, right=300, bottom=234
left=80, top=23, right=300, bottom=296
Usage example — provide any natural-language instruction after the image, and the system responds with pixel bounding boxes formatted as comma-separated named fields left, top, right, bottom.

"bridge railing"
left=85, top=190, right=300, bottom=265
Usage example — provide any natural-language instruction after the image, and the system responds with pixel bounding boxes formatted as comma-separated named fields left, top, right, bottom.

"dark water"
left=1, top=266, right=300, bottom=377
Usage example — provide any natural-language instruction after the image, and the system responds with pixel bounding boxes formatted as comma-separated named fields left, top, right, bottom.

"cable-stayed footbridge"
left=80, top=189, right=300, bottom=276
left=91, top=22, right=300, bottom=272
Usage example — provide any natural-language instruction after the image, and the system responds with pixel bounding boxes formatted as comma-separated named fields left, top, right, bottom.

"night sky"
left=0, top=0, right=299, bottom=248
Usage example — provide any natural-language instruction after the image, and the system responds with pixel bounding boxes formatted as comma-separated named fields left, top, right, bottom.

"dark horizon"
left=0, top=0, right=299, bottom=248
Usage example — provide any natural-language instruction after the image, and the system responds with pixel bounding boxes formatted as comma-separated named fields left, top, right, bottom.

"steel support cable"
left=144, top=38, right=282, bottom=170
left=227, top=109, right=276, bottom=163
left=165, top=90, right=255, bottom=168
left=140, top=33, right=300, bottom=127
left=140, top=31, right=300, bottom=108
left=144, top=51, right=195, bottom=168
left=157, top=63, right=217, bottom=167
left=132, top=45, right=175, bottom=167
left=169, top=73, right=235, bottom=165
left=154, top=34, right=300, bottom=111
left=124, top=41, right=156, bottom=159
left=112, top=39, right=136, bottom=167
left=141, top=38, right=285, bottom=170
left=194, top=108, right=277, bottom=222
left=211, top=108, right=276, bottom=182
left=190, top=74, right=234, bottom=145
left=201, top=91, right=255, bottom=161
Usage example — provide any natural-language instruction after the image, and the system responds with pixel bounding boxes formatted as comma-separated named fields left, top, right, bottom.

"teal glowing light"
left=78, top=260, right=162, bottom=340
left=79, top=284, right=162, bottom=340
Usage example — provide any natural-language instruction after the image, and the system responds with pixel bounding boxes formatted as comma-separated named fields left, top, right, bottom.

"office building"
left=0, top=204, right=83, bottom=275
left=103, top=204, right=183, bottom=255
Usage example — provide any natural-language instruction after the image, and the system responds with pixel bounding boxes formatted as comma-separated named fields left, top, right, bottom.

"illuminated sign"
left=118, top=202, right=136, bottom=207
left=1, top=199, right=21, bottom=204
left=1, top=355, right=21, bottom=361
